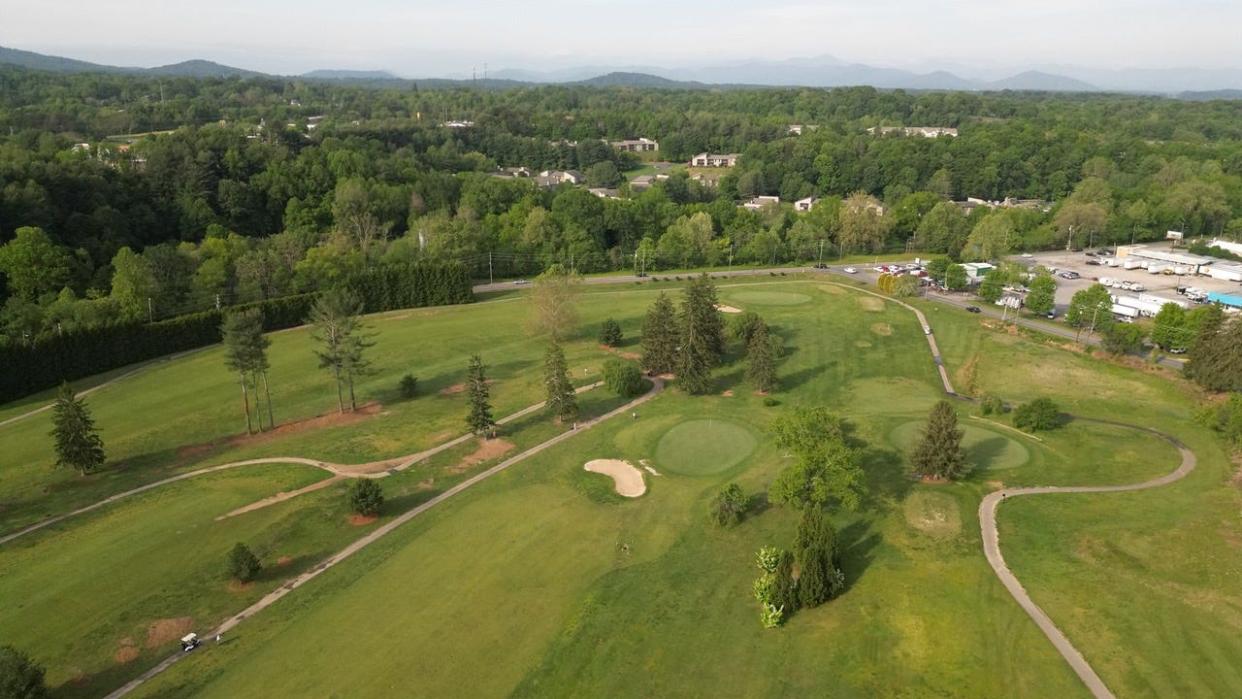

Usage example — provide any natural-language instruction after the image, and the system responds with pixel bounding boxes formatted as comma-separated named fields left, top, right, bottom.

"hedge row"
left=0, top=263, right=474, bottom=404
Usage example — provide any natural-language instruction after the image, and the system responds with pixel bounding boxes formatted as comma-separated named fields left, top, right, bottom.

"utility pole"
left=818, top=239, right=825, bottom=266
left=147, top=297, right=154, bottom=323
left=488, top=252, right=494, bottom=284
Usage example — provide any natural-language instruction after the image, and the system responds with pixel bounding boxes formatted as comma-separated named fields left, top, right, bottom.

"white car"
left=843, top=266, right=858, bottom=274
left=1021, top=253, right=1033, bottom=258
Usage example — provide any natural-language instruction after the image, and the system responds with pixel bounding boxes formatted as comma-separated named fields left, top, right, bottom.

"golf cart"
left=181, top=633, right=201, bottom=652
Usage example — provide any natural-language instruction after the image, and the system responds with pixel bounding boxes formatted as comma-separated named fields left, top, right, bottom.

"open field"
left=2, top=276, right=1240, bottom=698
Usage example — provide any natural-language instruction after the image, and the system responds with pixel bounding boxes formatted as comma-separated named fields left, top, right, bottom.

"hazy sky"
left=3, top=0, right=1241, bottom=76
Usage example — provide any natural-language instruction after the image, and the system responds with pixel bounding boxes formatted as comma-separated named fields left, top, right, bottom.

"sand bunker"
left=584, top=459, right=646, bottom=497
left=715, top=304, right=744, bottom=314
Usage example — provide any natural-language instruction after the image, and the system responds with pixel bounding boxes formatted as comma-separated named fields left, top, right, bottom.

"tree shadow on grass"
left=837, top=518, right=882, bottom=595
left=860, top=444, right=912, bottom=509
left=775, top=364, right=823, bottom=392
left=967, top=436, right=1011, bottom=471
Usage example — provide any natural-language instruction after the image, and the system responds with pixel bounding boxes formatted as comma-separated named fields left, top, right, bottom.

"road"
left=102, top=377, right=664, bottom=699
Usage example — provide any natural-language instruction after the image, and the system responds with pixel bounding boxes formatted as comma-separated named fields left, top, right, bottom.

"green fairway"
left=3, top=276, right=1239, bottom=699
left=724, top=290, right=812, bottom=306
left=653, top=419, right=757, bottom=475
left=890, top=420, right=1031, bottom=471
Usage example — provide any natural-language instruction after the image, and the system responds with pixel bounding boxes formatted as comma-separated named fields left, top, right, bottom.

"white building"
left=1115, top=244, right=1215, bottom=275
left=689, top=153, right=739, bottom=168
left=868, top=126, right=958, bottom=138
left=610, top=137, right=658, bottom=152
left=794, top=196, right=819, bottom=212
left=742, top=196, right=781, bottom=211
left=1207, top=239, right=1242, bottom=257
left=535, top=170, right=584, bottom=188
left=961, top=262, right=995, bottom=283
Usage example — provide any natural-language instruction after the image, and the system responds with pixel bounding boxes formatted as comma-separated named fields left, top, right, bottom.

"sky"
left=2, top=0, right=1241, bottom=77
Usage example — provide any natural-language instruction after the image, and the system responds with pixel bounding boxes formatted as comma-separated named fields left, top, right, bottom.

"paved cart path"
left=102, top=376, right=663, bottom=698
left=0, top=382, right=605, bottom=547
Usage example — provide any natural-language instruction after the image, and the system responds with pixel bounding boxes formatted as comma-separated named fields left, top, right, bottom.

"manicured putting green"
left=725, top=291, right=811, bottom=306
left=654, top=419, right=756, bottom=475
left=891, top=420, right=1030, bottom=471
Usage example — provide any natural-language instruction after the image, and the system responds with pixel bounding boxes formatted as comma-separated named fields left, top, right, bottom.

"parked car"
left=1059, top=271, right=1080, bottom=279
left=1085, top=259, right=1101, bottom=266
left=513, top=279, right=530, bottom=285
left=965, top=306, right=982, bottom=313
left=843, top=266, right=858, bottom=274
left=813, top=263, right=828, bottom=269
left=1046, top=310, right=1056, bottom=319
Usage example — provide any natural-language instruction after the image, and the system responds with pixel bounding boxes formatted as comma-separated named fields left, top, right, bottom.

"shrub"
left=730, top=311, right=767, bottom=344
left=1013, top=398, right=1063, bottom=432
left=709, top=483, right=748, bottom=526
left=349, top=479, right=385, bottom=516
left=755, top=545, right=781, bottom=572
left=226, top=543, right=261, bottom=583
left=759, top=603, right=785, bottom=629
left=762, top=397, right=780, bottom=407
left=979, top=395, right=1005, bottom=415
left=598, top=318, right=623, bottom=346
left=398, top=374, right=419, bottom=399
left=752, top=573, right=777, bottom=605
left=603, top=358, right=644, bottom=397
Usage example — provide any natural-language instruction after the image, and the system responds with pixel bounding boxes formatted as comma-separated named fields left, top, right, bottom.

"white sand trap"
left=715, top=304, right=744, bottom=314
left=584, top=459, right=647, bottom=497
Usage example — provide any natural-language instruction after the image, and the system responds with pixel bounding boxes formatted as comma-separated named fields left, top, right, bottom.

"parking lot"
left=1011, top=249, right=1242, bottom=311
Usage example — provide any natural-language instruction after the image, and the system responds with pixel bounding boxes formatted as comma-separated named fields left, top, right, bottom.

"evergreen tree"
left=773, top=550, right=799, bottom=614
left=676, top=275, right=724, bottom=394
left=310, top=289, right=369, bottom=413
left=226, top=542, right=261, bottom=583
left=1186, top=313, right=1242, bottom=392
left=49, top=383, right=105, bottom=475
left=794, top=508, right=845, bottom=608
left=598, top=318, right=623, bottom=347
left=746, top=321, right=777, bottom=392
left=349, top=479, right=384, bottom=516
left=465, top=354, right=496, bottom=436
left=543, top=341, right=578, bottom=422
left=910, top=400, right=968, bottom=480
left=222, top=308, right=273, bottom=432
left=640, top=292, right=678, bottom=374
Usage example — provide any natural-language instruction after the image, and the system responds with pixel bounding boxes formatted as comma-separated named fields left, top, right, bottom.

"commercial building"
left=689, top=153, right=740, bottom=168
left=794, top=196, right=819, bottom=212
left=1114, top=244, right=1216, bottom=275
left=610, top=138, right=658, bottom=152
left=742, top=195, right=780, bottom=211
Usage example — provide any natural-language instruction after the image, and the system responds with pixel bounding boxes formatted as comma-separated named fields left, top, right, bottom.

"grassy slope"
left=133, top=282, right=1091, bottom=698
left=4, top=277, right=1238, bottom=697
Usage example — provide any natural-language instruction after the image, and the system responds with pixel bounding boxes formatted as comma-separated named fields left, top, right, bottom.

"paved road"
left=102, top=377, right=664, bottom=699
left=978, top=425, right=1196, bottom=699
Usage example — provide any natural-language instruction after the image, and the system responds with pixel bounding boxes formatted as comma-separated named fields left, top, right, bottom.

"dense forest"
left=1, top=66, right=1240, bottom=342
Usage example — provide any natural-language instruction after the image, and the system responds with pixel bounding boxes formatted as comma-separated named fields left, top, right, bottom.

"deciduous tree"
left=0, top=644, right=48, bottom=699
left=769, top=408, right=864, bottom=510
left=530, top=263, right=582, bottom=341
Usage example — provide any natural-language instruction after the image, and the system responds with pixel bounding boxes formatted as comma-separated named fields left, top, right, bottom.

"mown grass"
left=4, top=277, right=1239, bottom=698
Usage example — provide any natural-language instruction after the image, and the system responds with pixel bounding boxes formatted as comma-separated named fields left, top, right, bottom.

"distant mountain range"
left=1, top=45, right=1240, bottom=97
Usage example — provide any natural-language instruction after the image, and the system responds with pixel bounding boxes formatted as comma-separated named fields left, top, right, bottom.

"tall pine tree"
left=641, top=292, right=678, bottom=375
left=746, top=321, right=777, bottom=392
left=50, top=382, right=106, bottom=475
left=910, top=400, right=968, bottom=480
left=465, top=354, right=496, bottom=436
left=543, top=341, right=578, bottom=423
left=676, top=275, right=724, bottom=394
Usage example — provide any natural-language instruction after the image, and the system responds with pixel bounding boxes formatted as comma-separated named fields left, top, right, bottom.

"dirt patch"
left=857, top=297, right=885, bottom=312
left=227, top=580, right=255, bottom=593
left=114, top=639, right=139, bottom=664
left=870, top=322, right=893, bottom=336
left=721, top=389, right=734, bottom=397
left=348, top=514, right=378, bottom=526
left=955, top=353, right=980, bottom=397
left=145, top=617, right=193, bottom=649
left=985, top=480, right=1005, bottom=490
left=715, top=304, right=744, bottom=314
left=855, top=340, right=873, bottom=349
left=276, top=555, right=294, bottom=567
left=584, top=459, right=646, bottom=497
left=440, top=380, right=494, bottom=396
left=415, top=477, right=436, bottom=491
left=819, top=285, right=846, bottom=295
left=602, top=345, right=641, bottom=361
left=176, top=403, right=383, bottom=461
left=453, top=438, right=516, bottom=473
